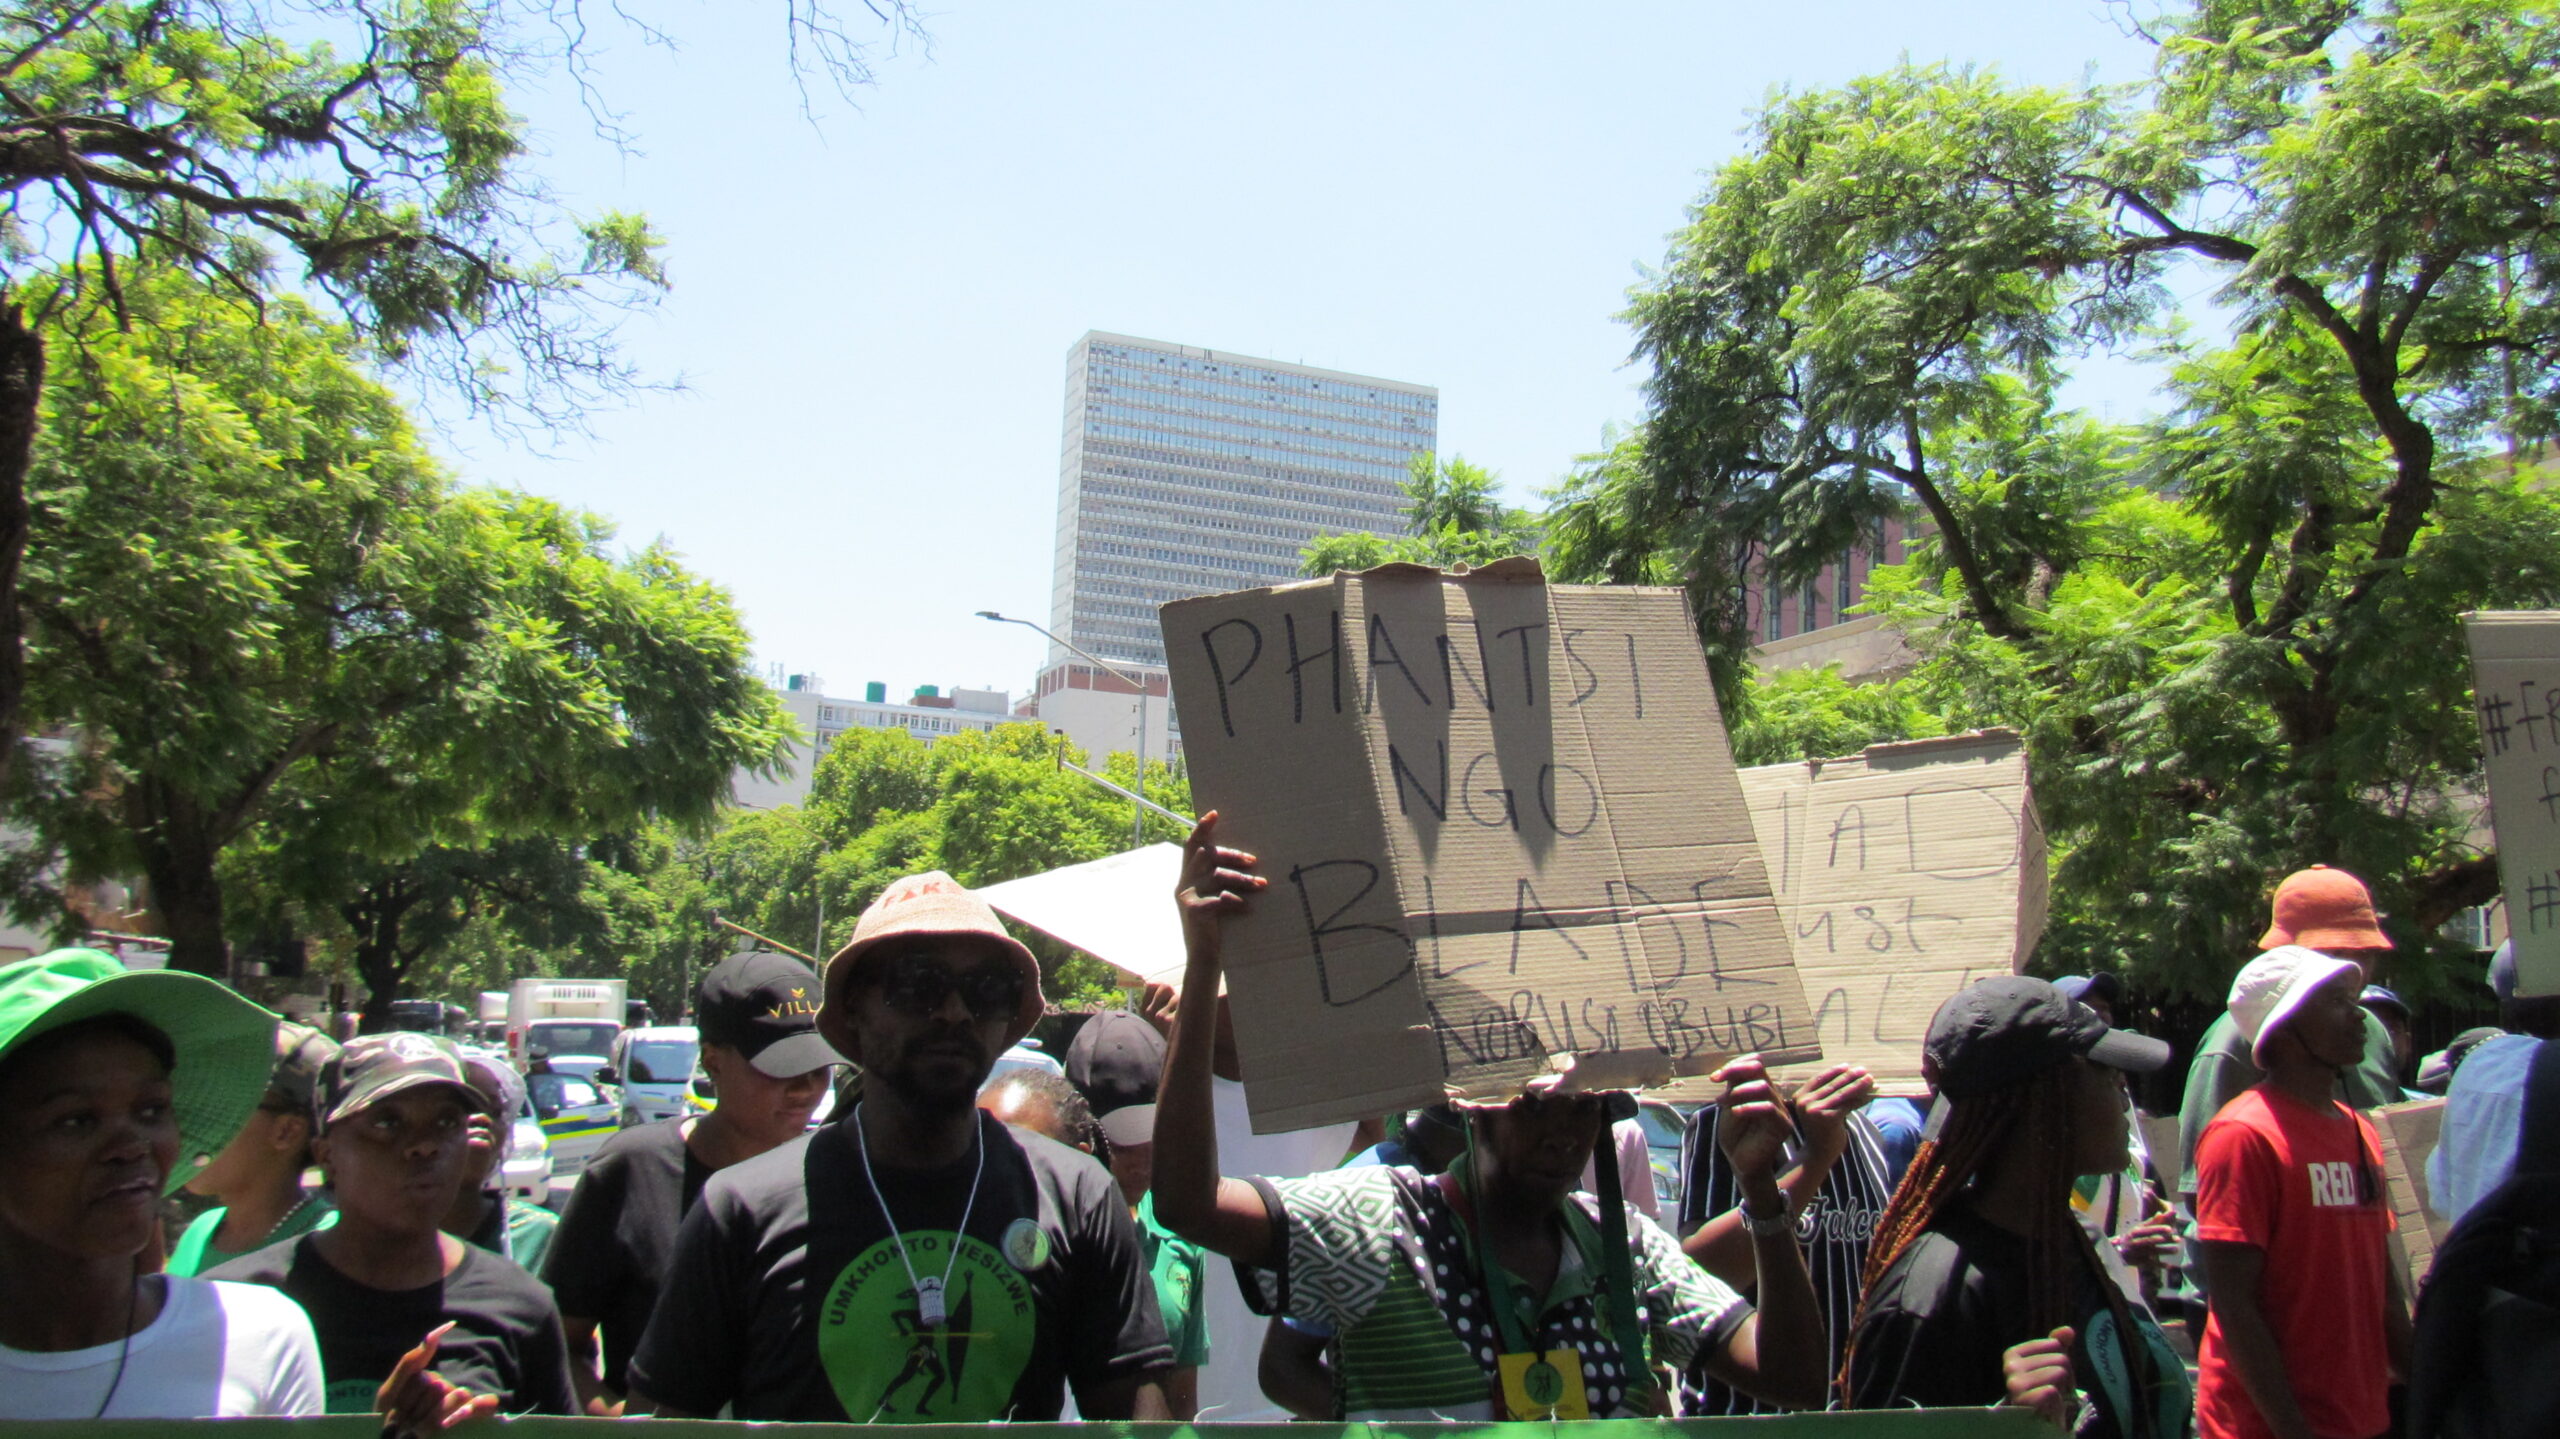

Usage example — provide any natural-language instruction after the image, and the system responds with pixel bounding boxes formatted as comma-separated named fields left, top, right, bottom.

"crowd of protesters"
left=0, top=813, right=2547, bottom=1438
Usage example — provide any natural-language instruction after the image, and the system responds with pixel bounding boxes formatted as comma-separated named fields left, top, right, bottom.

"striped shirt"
left=1675, top=1103, right=1895, bottom=1415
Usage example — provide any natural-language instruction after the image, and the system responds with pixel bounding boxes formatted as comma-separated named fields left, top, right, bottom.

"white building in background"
left=731, top=676, right=1014, bottom=810
left=1034, top=331, right=1436, bottom=762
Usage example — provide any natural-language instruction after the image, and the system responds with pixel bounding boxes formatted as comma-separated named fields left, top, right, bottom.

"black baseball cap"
left=1925, top=975, right=2170, bottom=1101
left=695, top=951, right=841, bottom=1078
left=2054, top=972, right=2123, bottom=1010
left=1066, top=1011, right=1165, bottom=1149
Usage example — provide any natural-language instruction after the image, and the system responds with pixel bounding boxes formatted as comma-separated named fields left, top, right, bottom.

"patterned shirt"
left=1237, top=1164, right=1750, bottom=1422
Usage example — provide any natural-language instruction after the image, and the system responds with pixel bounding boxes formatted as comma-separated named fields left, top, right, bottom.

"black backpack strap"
left=2520, top=1039, right=2560, bottom=1180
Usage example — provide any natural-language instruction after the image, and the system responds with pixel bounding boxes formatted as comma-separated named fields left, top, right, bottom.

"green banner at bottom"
left=12, top=1412, right=2044, bottom=1437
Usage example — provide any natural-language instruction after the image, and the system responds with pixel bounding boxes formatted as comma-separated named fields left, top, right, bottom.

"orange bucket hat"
left=2257, top=864, right=2393, bottom=952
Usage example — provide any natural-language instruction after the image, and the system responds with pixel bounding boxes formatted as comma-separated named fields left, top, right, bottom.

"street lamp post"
left=977, top=610, right=1152, bottom=847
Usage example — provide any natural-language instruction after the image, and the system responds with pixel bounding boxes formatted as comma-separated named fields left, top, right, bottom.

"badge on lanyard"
left=1497, top=1349, right=1591, bottom=1421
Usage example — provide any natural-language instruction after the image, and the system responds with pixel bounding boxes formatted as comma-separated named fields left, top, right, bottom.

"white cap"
left=2229, top=944, right=2364, bottom=1066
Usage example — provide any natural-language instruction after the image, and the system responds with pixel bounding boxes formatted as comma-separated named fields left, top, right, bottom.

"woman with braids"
left=1841, top=976, right=2191, bottom=1438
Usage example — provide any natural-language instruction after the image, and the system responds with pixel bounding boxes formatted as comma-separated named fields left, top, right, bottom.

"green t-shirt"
left=505, top=1199, right=560, bottom=1275
left=1136, top=1193, right=1209, bottom=1368
left=166, top=1193, right=337, bottom=1278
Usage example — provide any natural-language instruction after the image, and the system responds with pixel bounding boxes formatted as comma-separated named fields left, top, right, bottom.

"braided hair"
left=1835, top=1064, right=2156, bottom=1437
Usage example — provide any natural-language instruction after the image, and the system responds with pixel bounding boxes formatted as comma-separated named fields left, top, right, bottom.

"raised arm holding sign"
left=1152, top=813, right=1828, bottom=1420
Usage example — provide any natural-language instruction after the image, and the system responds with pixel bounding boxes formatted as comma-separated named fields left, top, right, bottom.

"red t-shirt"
left=2192, top=1085, right=2394, bottom=1439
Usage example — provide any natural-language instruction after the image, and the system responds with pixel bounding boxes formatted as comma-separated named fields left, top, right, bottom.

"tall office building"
left=1035, top=331, right=1437, bottom=760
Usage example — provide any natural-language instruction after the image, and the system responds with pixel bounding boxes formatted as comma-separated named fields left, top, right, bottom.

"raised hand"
left=1134, top=980, right=1179, bottom=1040
left=1176, top=811, right=1264, bottom=966
left=376, top=1322, right=502, bottom=1439
left=2001, top=1326, right=2077, bottom=1427
left=1789, top=1062, right=1875, bottom=1167
left=2117, top=1192, right=2179, bottom=1271
left=1711, top=1054, right=1793, bottom=1183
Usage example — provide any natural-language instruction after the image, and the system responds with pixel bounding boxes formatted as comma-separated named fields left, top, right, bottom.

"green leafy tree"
left=0, top=0, right=924, bottom=793
left=1550, top=0, right=2560, bottom=996
left=1299, top=453, right=1543, bottom=575
left=8, top=272, right=793, bottom=976
left=794, top=722, right=1191, bottom=1007
left=1726, top=665, right=1946, bottom=768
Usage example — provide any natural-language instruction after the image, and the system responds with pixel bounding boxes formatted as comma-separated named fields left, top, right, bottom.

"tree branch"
left=0, top=0, right=113, bottom=79
left=1893, top=408, right=2028, bottom=641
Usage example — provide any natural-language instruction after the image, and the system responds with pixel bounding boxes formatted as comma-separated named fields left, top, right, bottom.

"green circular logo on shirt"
left=819, top=1230, right=1036, bottom=1421
left=1001, top=1217, right=1051, bottom=1271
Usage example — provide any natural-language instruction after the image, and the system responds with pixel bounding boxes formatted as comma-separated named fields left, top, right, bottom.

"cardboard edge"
left=1857, top=727, right=2025, bottom=770
left=2463, top=609, right=2560, bottom=661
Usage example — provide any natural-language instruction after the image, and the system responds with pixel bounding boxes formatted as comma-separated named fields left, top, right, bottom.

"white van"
left=611, top=1025, right=703, bottom=1128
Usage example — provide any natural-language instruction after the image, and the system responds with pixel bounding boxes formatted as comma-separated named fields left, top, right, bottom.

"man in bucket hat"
left=2171, top=866, right=2406, bottom=1323
left=2178, top=868, right=2405, bottom=1185
left=629, top=872, right=1172, bottom=1422
left=2191, top=947, right=2406, bottom=1439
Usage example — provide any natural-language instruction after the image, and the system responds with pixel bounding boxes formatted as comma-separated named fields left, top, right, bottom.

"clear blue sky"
left=455, top=1, right=2172, bottom=703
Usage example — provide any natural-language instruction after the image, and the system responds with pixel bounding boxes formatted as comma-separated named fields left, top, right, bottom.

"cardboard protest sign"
left=2464, top=611, right=2560, bottom=998
left=1163, top=560, right=1817, bottom=1134
left=1734, top=732, right=2047, bottom=1096
left=2371, top=1098, right=2449, bottom=1294
left=978, top=843, right=1188, bottom=987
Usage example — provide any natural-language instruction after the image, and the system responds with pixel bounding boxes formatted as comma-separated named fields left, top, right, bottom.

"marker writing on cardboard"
left=1192, top=610, right=1652, bottom=740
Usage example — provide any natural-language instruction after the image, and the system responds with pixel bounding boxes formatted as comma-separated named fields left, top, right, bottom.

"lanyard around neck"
left=851, top=1101, right=987, bottom=1329
left=1441, top=1135, right=1652, bottom=1378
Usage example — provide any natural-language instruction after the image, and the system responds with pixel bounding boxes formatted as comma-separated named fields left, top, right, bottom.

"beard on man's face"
left=864, top=1021, right=995, bottom=1112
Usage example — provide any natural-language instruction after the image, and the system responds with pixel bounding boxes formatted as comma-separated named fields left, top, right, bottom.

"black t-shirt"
left=208, top=1233, right=576, bottom=1416
left=541, top=1117, right=711, bottom=1395
left=1676, top=1102, right=1896, bottom=1415
left=627, top=1110, right=1172, bottom=1422
left=1842, top=1205, right=2191, bottom=1438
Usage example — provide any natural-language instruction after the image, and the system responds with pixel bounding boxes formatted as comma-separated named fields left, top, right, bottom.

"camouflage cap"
left=315, top=1032, right=491, bottom=1132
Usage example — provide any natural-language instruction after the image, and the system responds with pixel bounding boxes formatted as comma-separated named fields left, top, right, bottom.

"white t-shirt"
left=1195, top=1075, right=1356, bottom=1422
left=0, top=1275, right=324, bottom=1418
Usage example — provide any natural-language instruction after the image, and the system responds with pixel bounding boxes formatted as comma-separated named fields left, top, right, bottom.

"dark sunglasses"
left=873, top=952, right=1025, bottom=1021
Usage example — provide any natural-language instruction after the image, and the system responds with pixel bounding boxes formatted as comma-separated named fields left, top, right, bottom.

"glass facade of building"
left=1048, top=332, right=1437, bottom=668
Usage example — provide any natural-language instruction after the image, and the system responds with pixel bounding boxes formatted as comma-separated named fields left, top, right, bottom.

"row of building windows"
left=1086, top=343, right=1437, bottom=413
left=1080, top=476, right=1397, bottom=533
left=810, top=707, right=1005, bottom=742
left=1088, top=381, right=1432, bottom=447
left=1085, top=405, right=1424, bottom=468
left=1080, top=527, right=1300, bottom=565
left=1757, top=538, right=1897, bottom=642
left=1082, top=438, right=1411, bottom=500
left=1080, top=560, right=1280, bottom=599
left=1088, top=362, right=1436, bottom=429
left=1081, top=493, right=1318, bottom=546
left=1086, top=421, right=1417, bottom=479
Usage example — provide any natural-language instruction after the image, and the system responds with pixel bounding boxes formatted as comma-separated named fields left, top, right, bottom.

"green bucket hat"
left=0, top=948, right=280, bottom=1194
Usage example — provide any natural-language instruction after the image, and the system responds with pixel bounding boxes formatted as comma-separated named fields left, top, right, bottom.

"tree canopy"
left=5, top=270, right=794, bottom=978
left=1550, top=0, right=2560, bottom=997
left=1299, top=453, right=1543, bottom=575
left=0, top=0, right=923, bottom=793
